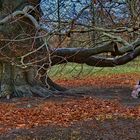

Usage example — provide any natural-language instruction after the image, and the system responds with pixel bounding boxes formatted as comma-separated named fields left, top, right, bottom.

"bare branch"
left=0, top=5, right=40, bottom=29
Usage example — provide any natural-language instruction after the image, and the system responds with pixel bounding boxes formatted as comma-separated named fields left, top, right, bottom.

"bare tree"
left=0, top=0, right=140, bottom=99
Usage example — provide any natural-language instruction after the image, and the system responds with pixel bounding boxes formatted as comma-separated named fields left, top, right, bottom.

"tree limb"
left=51, top=42, right=140, bottom=67
left=0, top=5, right=40, bottom=29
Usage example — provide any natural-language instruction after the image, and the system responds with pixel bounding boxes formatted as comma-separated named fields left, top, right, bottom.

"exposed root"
left=13, top=85, right=85, bottom=98
left=30, top=85, right=53, bottom=98
left=13, top=85, right=54, bottom=98
left=51, top=89, right=85, bottom=98
left=0, top=83, right=85, bottom=99
left=0, top=78, right=83, bottom=99
left=14, top=85, right=33, bottom=97
left=41, top=77, right=67, bottom=91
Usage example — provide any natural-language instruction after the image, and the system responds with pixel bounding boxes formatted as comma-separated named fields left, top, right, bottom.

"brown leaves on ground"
left=0, top=97, right=140, bottom=134
left=0, top=73, right=140, bottom=134
left=56, top=73, right=140, bottom=88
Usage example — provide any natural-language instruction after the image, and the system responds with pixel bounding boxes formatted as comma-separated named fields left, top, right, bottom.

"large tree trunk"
left=0, top=62, right=66, bottom=98
left=0, top=0, right=66, bottom=98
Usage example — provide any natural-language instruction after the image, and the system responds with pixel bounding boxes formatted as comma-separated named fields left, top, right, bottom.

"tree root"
left=13, top=85, right=54, bottom=98
left=0, top=62, right=69, bottom=99
left=0, top=83, right=85, bottom=99
left=0, top=74, right=83, bottom=99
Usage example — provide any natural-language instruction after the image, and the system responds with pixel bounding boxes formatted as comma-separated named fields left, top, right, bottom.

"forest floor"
left=0, top=73, right=140, bottom=140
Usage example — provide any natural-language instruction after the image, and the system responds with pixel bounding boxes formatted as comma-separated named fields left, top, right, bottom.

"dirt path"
left=73, top=87, right=140, bottom=107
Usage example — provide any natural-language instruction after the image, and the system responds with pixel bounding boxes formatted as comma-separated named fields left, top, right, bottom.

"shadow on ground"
left=74, top=86, right=140, bottom=107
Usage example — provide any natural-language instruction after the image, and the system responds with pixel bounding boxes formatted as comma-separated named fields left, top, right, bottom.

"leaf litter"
left=0, top=73, right=140, bottom=134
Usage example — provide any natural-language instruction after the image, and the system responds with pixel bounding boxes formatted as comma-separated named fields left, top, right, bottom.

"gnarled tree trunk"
left=0, top=0, right=66, bottom=99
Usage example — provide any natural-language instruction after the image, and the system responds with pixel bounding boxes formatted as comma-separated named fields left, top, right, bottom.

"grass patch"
left=48, top=60, right=140, bottom=79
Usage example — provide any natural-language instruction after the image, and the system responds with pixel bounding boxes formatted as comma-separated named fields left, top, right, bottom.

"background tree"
left=0, top=0, right=140, bottom=99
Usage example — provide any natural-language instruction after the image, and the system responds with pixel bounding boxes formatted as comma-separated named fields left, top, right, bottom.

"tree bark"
left=0, top=0, right=66, bottom=98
